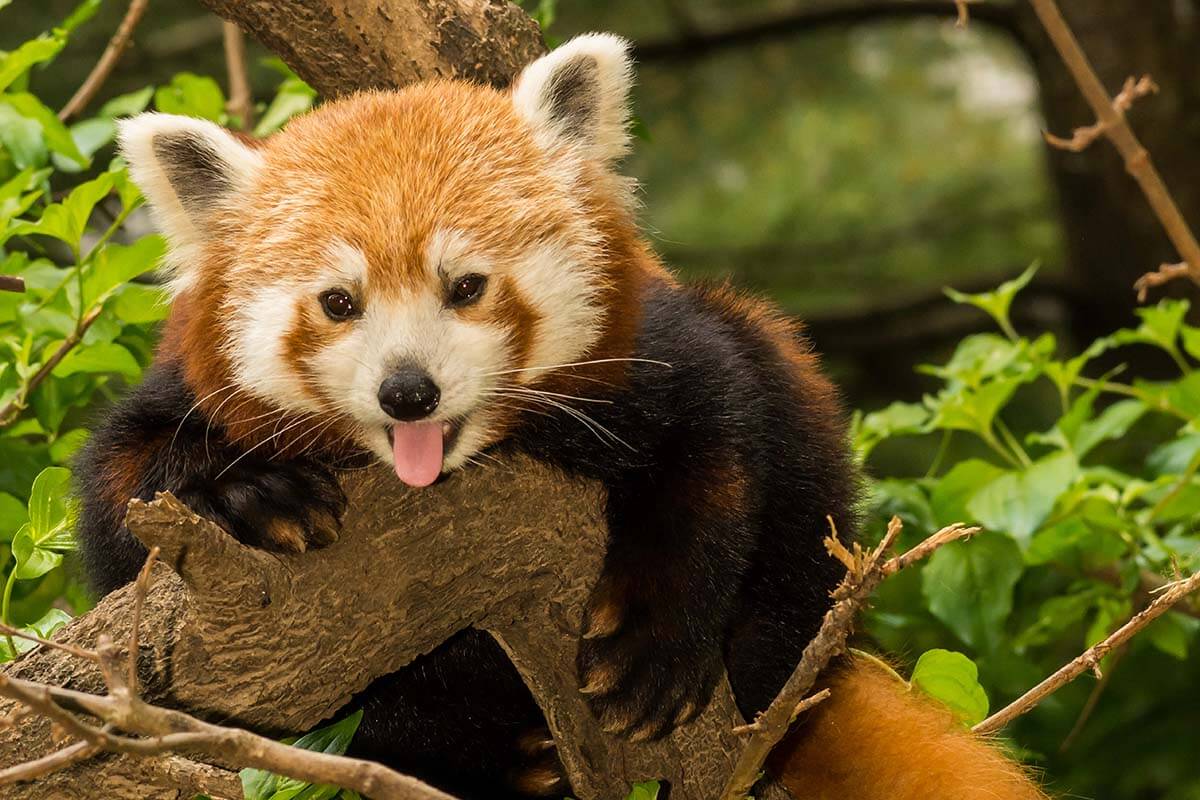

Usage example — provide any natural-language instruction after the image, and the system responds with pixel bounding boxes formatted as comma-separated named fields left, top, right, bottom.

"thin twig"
left=0, top=276, right=24, bottom=293
left=1042, top=75, right=1158, bottom=152
left=974, top=569, right=1200, bottom=734
left=1028, top=0, right=1200, bottom=296
left=0, top=740, right=99, bottom=784
left=731, top=688, right=831, bottom=735
left=954, top=0, right=972, bottom=28
left=59, top=0, right=150, bottom=121
left=222, top=21, right=255, bottom=131
left=0, top=306, right=103, bottom=428
left=718, top=518, right=976, bottom=800
left=127, top=547, right=159, bottom=692
left=1058, top=643, right=1126, bottom=752
left=0, top=623, right=100, bottom=664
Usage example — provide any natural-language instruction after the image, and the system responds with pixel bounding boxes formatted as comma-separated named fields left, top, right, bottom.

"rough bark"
left=0, top=460, right=786, bottom=799
left=1014, top=0, right=1200, bottom=336
left=195, top=0, right=547, bottom=96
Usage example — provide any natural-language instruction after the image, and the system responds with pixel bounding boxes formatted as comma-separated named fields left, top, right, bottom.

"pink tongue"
left=391, top=422, right=444, bottom=487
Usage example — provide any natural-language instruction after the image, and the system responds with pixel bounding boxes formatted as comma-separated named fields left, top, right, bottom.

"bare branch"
left=1042, top=75, right=1158, bottom=152
left=0, top=740, right=98, bottom=785
left=58, top=0, right=150, bottom=121
left=222, top=22, right=255, bottom=131
left=127, top=547, right=159, bottom=692
left=974, top=569, right=1200, bottom=734
left=719, top=518, right=973, bottom=800
left=0, top=276, right=24, bottom=293
left=1028, top=0, right=1200, bottom=295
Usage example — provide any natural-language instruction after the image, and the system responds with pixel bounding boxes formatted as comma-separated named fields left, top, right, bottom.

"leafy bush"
left=0, top=6, right=313, bottom=661
left=856, top=267, right=1200, bottom=798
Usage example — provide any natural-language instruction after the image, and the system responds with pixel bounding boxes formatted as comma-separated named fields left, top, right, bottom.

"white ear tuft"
left=117, top=113, right=262, bottom=295
left=512, top=33, right=634, bottom=163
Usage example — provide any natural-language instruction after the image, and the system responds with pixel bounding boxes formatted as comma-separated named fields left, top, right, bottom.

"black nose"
left=378, top=368, right=440, bottom=421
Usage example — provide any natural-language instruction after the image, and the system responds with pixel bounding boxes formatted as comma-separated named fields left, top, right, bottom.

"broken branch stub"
left=0, top=457, right=787, bottom=799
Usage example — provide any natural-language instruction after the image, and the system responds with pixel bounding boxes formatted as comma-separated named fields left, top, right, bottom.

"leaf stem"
left=2, top=567, right=18, bottom=656
left=994, top=418, right=1033, bottom=468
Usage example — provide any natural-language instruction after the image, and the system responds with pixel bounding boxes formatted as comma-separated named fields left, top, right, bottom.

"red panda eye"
left=448, top=274, right=487, bottom=307
left=320, top=290, right=357, bottom=320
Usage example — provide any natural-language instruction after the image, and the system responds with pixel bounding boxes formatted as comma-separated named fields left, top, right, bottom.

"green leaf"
left=27, top=607, right=71, bottom=639
left=929, top=459, right=1005, bottom=528
left=49, top=428, right=88, bottom=464
left=966, top=451, right=1079, bottom=546
left=854, top=401, right=930, bottom=459
left=0, top=34, right=67, bottom=93
left=909, top=649, right=989, bottom=726
left=0, top=492, right=28, bottom=541
left=155, top=73, right=226, bottom=122
left=52, top=341, right=141, bottom=380
left=1073, top=399, right=1147, bottom=459
left=240, top=712, right=364, bottom=800
left=625, top=781, right=661, bottom=800
left=60, top=0, right=105, bottom=33
left=111, top=283, right=169, bottom=323
left=1148, top=434, right=1200, bottom=477
left=99, top=86, right=155, bottom=118
left=944, top=264, right=1036, bottom=337
left=0, top=104, right=47, bottom=169
left=27, top=466, right=71, bottom=542
left=1144, top=612, right=1198, bottom=661
left=2, top=93, right=88, bottom=167
left=254, top=78, right=316, bottom=137
left=12, top=524, right=63, bottom=579
left=921, top=533, right=1023, bottom=651
left=84, top=235, right=166, bottom=307
left=6, top=172, right=114, bottom=251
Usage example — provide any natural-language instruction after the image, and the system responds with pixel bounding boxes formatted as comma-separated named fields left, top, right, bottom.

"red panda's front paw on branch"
left=174, top=458, right=346, bottom=554
left=576, top=591, right=723, bottom=742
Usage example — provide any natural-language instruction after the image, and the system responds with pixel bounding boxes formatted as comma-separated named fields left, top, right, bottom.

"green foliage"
left=0, top=5, right=316, bottom=664
left=240, top=711, right=364, bottom=800
left=859, top=267, right=1200, bottom=794
left=909, top=648, right=989, bottom=726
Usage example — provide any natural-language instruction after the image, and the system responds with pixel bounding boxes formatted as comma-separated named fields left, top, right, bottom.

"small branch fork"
left=1027, top=0, right=1200, bottom=299
left=718, top=518, right=979, bottom=800
left=0, top=549, right=458, bottom=800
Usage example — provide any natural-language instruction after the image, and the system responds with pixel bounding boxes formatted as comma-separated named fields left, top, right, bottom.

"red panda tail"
left=768, top=656, right=1049, bottom=800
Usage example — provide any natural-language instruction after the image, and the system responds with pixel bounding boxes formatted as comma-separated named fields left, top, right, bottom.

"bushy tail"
left=770, top=656, right=1049, bottom=800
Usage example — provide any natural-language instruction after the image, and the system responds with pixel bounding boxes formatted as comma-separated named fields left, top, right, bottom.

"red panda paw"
left=575, top=592, right=720, bottom=741
left=508, top=728, right=569, bottom=797
left=177, top=459, right=346, bottom=554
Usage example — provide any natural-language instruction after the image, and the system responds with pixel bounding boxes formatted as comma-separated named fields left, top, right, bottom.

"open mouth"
left=385, top=419, right=463, bottom=488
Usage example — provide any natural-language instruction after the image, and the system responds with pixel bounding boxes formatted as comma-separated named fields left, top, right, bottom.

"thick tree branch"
left=198, top=0, right=547, bottom=96
left=0, top=462, right=781, bottom=799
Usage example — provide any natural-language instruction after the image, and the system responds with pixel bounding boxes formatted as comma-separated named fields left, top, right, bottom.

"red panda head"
left=119, top=34, right=653, bottom=486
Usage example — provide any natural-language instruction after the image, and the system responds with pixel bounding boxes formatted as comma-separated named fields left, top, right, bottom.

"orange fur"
left=771, top=658, right=1048, bottom=800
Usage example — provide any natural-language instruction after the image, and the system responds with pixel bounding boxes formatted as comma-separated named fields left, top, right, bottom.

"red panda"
left=75, top=33, right=1047, bottom=800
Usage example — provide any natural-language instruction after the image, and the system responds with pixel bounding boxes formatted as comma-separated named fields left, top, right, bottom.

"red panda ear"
left=117, top=113, right=262, bottom=295
left=512, top=33, right=634, bottom=164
